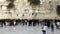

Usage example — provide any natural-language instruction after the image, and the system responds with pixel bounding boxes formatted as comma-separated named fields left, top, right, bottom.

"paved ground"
left=0, top=25, right=60, bottom=34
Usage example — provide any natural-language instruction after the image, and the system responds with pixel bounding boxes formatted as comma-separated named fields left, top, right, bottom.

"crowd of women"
left=0, top=19, right=60, bottom=28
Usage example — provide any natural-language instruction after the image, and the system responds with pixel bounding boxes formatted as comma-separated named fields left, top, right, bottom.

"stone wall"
left=0, top=0, right=60, bottom=19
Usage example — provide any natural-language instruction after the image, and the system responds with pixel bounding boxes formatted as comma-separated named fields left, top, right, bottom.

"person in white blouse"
left=56, top=21, right=60, bottom=29
left=42, top=24, right=47, bottom=34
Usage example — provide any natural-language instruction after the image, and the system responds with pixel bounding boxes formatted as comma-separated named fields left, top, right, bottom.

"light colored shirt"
left=42, top=26, right=47, bottom=30
left=14, top=21, right=16, bottom=25
left=57, top=22, right=60, bottom=25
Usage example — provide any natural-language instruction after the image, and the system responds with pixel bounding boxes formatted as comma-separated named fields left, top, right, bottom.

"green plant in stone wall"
left=28, top=0, right=40, bottom=5
left=6, top=0, right=15, bottom=2
left=28, top=0, right=30, bottom=2
left=7, top=3, right=15, bottom=10
left=56, top=5, right=60, bottom=16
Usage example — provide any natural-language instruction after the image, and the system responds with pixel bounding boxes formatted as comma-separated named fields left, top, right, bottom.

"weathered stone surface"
left=0, top=0, right=60, bottom=19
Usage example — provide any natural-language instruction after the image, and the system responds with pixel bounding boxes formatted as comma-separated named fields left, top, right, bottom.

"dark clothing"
left=42, top=30, right=46, bottom=34
left=56, top=25, right=59, bottom=29
left=47, top=21, right=50, bottom=28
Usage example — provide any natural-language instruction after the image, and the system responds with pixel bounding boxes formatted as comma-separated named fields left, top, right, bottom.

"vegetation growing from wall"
left=56, top=5, right=60, bottom=16
left=6, top=0, right=15, bottom=11
left=6, top=0, right=15, bottom=3
left=28, top=0, right=40, bottom=5
left=7, top=3, right=15, bottom=10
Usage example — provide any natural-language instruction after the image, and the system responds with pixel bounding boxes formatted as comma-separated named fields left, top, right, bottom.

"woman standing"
left=50, top=21, right=54, bottom=32
left=42, top=24, right=47, bottom=34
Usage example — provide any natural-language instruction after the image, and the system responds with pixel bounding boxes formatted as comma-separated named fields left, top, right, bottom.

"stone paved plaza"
left=0, top=25, right=60, bottom=34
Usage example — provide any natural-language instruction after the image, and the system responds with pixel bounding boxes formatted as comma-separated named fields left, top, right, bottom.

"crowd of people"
left=0, top=19, right=39, bottom=26
left=0, top=19, right=60, bottom=34
left=0, top=19, right=60, bottom=27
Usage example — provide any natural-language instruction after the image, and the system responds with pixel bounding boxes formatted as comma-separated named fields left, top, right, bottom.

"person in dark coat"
left=47, top=20, right=50, bottom=28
